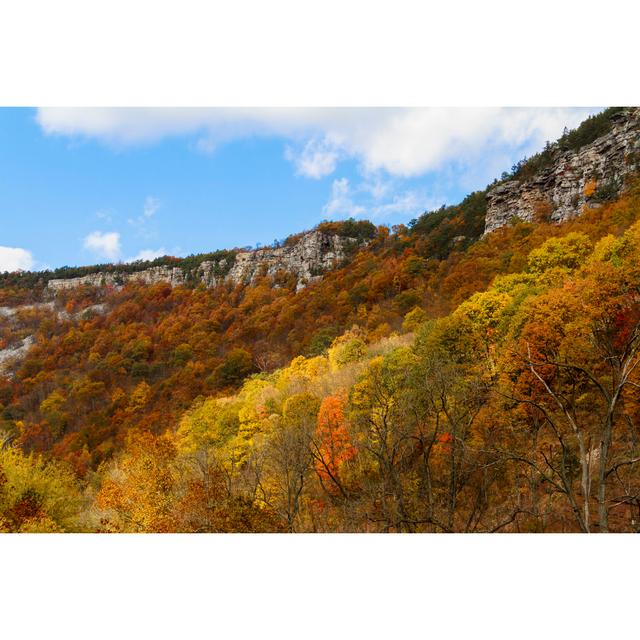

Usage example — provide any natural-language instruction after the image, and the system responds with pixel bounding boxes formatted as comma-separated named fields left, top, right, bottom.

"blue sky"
left=0, top=107, right=600, bottom=272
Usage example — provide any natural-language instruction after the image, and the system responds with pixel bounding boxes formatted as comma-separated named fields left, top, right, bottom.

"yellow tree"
left=0, top=446, right=84, bottom=532
left=259, top=392, right=320, bottom=531
left=95, top=431, right=179, bottom=532
left=499, top=224, right=640, bottom=532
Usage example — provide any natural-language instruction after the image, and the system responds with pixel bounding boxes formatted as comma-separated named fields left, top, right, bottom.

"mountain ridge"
left=4, top=108, right=639, bottom=297
left=2, top=109, right=640, bottom=532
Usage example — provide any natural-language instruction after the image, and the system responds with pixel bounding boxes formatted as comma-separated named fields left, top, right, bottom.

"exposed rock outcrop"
left=48, top=266, right=185, bottom=291
left=197, top=230, right=356, bottom=290
left=47, top=230, right=363, bottom=293
left=484, top=108, right=640, bottom=234
left=0, top=336, right=34, bottom=375
left=0, top=303, right=109, bottom=377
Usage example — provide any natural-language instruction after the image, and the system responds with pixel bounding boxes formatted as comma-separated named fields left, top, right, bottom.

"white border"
left=1, top=534, right=638, bottom=639
left=0, top=0, right=637, bottom=106
left=1, top=1, right=638, bottom=637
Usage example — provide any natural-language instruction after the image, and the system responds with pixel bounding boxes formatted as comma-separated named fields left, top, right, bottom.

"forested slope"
left=1, top=118, right=640, bottom=532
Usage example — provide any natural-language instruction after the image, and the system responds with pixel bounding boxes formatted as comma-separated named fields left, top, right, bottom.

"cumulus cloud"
left=322, top=176, right=435, bottom=222
left=83, top=231, right=121, bottom=261
left=36, top=107, right=599, bottom=179
left=0, top=246, right=34, bottom=272
left=126, top=248, right=166, bottom=263
left=285, top=137, right=341, bottom=179
left=39, top=108, right=602, bottom=233
left=323, top=178, right=365, bottom=218
left=369, top=191, right=423, bottom=219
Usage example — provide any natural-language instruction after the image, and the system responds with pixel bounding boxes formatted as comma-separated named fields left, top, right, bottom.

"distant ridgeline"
left=2, top=108, right=639, bottom=294
left=0, top=219, right=377, bottom=292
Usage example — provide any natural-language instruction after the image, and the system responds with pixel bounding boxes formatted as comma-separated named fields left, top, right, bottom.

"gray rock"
left=484, top=108, right=640, bottom=234
left=0, top=335, right=34, bottom=374
left=48, top=230, right=364, bottom=293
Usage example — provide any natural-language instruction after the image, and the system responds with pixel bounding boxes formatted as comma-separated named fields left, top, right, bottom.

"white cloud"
left=36, top=107, right=600, bottom=179
left=285, top=137, right=341, bottom=179
left=0, top=246, right=34, bottom=272
left=83, top=231, right=121, bottom=261
left=128, top=196, right=161, bottom=240
left=361, top=176, right=392, bottom=200
left=143, top=196, right=161, bottom=218
left=322, top=178, right=365, bottom=218
left=323, top=175, right=445, bottom=223
left=370, top=191, right=422, bottom=219
left=126, top=248, right=166, bottom=263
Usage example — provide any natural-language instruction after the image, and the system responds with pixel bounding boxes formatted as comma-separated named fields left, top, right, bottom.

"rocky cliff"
left=47, top=230, right=363, bottom=293
left=48, top=266, right=186, bottom=291
left=484, top=108, right=640, bottom=234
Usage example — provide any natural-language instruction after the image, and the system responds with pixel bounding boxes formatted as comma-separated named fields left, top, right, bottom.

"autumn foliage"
left=2, top=173, right=640, bottom=532
left=314, top=395, right=356, bottom=492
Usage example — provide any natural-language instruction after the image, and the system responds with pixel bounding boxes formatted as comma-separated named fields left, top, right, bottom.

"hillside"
left=1, top=108, right=640, bottom=533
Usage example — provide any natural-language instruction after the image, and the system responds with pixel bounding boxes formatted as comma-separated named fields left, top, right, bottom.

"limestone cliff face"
left=197, top=230, right=356, bottom=291
left=48, top=230, right=362, bottom=292
left=48, top=266, right=185, bottom=291
left=484, top=108, right=640, bottom=234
